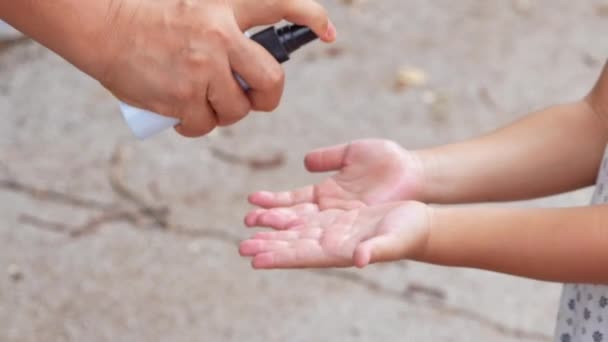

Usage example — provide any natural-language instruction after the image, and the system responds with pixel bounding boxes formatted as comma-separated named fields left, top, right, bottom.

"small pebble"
left=394, top=66, right=428, bottom=91
left=512, top=0, right=533, bottom=15
left=325, top=46, right=346, bottom=58
left=339, top=0, right=366, bottom=6
left=7, top=264, right=23, bottom=282
left=596, top=2, right=608, bottom=17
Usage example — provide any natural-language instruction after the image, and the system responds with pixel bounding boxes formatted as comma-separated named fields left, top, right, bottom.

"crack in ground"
left=18, top=212, right=241, bottom=243
left=0, top=179, right=112, bottom=210
left=208, top=145, right=286, bottom=171
left=0, top=36, right=31, bottom=53
left=2, top=144, right=551, bottom=341
left=12, top=145, right=240, bottom=243
left=309, top=269, right=551, bottom=341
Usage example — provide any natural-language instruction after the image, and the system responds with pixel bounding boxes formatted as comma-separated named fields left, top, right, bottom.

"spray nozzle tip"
left=251, top=24, right=318, bottom=63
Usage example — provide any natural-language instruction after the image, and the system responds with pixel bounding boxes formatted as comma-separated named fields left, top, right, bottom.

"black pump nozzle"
left=277, top=25, right=318, bottom=54
left=250, top=24, right=318, bottom=64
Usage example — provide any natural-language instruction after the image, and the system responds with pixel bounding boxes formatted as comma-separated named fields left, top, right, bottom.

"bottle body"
left=0, top=21, right=23, bottom=40
left=119, top=103, right=180, bottom=139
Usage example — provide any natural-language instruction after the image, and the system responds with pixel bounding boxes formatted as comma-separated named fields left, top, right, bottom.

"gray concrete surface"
left=1, top=1, right=607, bottom=341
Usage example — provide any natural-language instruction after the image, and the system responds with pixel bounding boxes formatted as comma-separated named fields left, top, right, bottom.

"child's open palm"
left=248, top=139, right=426, bottom=211
left=241, top=201, right=430, bottom=269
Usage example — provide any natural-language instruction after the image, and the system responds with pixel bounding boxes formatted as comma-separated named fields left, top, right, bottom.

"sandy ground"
left=1, top=1, right=608, bottom=341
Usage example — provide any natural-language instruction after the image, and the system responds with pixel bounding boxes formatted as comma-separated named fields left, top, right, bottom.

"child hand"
left=240, top=201, right=431, bottom=269
left=248, top=139, right=426, bottom=211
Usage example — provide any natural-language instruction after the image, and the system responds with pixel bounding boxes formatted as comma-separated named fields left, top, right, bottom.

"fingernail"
left=325, top=21, right=337, bottom=41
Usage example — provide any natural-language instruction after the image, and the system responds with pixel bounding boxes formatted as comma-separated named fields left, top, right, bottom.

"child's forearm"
left=416, top=100, right=608, bottom=203
left=422, top=205, right=608, bottom=284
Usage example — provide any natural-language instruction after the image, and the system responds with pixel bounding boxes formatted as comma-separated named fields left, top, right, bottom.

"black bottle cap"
left=250, top=24, right=318, bottom=64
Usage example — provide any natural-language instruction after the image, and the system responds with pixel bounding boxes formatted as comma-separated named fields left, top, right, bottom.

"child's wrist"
left=410, top=149, right=443, bottom=203
left=408, top=202, right=437, bottom=262
left=415, top=206, right=459, bottom=266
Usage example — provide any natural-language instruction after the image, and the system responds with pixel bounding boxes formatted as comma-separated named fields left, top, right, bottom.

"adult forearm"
left=417, top=100, right=608, bottom=203
left=0, top=0, right=119, bottom=79
left=0, top=0, right=335, bottom=137
left=423, top=205, right=608, bottom=284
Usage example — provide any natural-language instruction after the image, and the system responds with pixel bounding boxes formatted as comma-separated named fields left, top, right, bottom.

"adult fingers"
left=229, top=35, right=284, bottom=111
left=173, top=99, right=218, bottom=137
left=206, top=50, right=251, bottom=126
left=234, top=0, right=336, bottom=42
left=282, top=0, right=336, bottom=42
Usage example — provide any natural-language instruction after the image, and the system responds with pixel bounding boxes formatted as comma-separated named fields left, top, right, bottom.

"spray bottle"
left=120, top=24, right=318, bottom=139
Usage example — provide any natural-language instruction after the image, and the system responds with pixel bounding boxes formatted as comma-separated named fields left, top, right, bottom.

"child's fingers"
left=239, top=240, right=290, bottom=256
left=248, top=186, right=315, bottom=208
left=258, top=209, right=296, bottom=229
left=244, top=208, right=287, bottom=228
left=257, top=207, right=315, bottom=230
left=244, top=208, right=266, bottom=227
left=253, top=230, right=302, bottom=241
left=244, top=204, right=318, bottom=230
left=244, top=236, right=354, bottom=268
left=251, top=250, right=295, bottom=269
left=304, top=143, right=349, bottom=172
left=251, top=244, right=339, bottom=269
left=253, top=228, right=322, bottom=241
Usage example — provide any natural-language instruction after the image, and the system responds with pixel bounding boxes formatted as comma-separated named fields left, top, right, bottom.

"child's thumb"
left=353, top=235, right=400, bottom=268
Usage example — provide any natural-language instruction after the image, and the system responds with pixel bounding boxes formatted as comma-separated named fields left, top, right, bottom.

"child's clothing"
left=554, top=146, right=608, bottom=342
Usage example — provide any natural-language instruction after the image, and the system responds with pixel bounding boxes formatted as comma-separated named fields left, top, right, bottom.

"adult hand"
left=0, top=0, right=336, bottom=137
left=103, top=0, right=336, bottom=137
